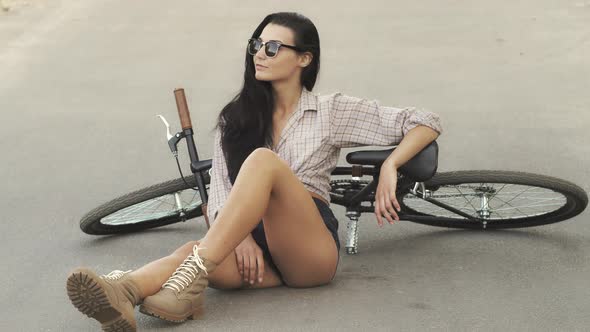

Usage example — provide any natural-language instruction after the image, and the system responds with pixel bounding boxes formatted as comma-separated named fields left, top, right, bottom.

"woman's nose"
left=255, top=46, right=267, bottom=59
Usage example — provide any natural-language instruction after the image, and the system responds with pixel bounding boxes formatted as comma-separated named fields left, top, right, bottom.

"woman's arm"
left=328, top=92, right=442, bottom=148
left=374, top=125, right=440, bottom=226
left=207, top=126, right=233, bottom=223
left=327, top=92, right=443, bottom=226
left=383, top=125, right=440, bottom=169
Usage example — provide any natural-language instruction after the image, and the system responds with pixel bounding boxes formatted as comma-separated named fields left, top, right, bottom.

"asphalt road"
left=1, top=1, right=589, bottom=331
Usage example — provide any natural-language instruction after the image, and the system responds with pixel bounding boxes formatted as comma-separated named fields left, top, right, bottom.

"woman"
left=66, top=12, right=442, bottom=331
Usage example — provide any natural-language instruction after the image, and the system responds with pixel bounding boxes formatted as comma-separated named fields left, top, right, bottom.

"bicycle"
left=79, top=89, right=589, bottom=255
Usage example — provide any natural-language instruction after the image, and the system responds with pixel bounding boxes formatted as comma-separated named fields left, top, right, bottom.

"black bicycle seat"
left=345, top=140, right=439, bottom=182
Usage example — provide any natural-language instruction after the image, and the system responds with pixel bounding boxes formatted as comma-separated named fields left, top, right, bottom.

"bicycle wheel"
left=80, top=174, right=210, bottom=235
left=398, top=170, right=588, bottom=229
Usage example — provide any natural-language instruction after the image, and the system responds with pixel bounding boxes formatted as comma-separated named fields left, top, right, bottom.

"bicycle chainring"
left=329, top=179, right=374, bottom=204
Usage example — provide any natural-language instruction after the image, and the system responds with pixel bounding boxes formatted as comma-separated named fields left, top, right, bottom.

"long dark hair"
left=214, top=12, right=321, bottom=185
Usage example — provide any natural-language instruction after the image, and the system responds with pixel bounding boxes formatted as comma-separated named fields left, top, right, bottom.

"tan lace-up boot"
left=139, top=245, right=218, bottom=322
left=66, top=268, right=143, bottom=332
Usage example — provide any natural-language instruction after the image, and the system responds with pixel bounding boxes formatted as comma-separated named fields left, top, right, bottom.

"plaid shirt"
left=207, top=87, right=443, bottom=222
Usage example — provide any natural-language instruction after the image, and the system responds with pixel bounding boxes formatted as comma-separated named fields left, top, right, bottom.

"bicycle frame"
left=331, top=164, right=485, bottom=221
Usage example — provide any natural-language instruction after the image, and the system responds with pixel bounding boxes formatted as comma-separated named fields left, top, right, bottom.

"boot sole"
left=66, top=268, right=137, bottom=332
left=138, top=303, right=204, bottom=323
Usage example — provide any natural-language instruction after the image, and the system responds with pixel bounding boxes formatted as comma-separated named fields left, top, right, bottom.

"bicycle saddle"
left=345, top=140, right=439, bottom=182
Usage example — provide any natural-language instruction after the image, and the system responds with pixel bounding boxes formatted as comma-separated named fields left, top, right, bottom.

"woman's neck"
left=271, top=80, right=302, bottom=117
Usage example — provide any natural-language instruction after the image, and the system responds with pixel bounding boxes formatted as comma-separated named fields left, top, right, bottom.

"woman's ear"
left=299, top=52, right=313, bottom=68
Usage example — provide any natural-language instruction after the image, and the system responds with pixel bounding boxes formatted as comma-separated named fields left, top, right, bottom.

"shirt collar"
left=270, top=87, right=317, bottom=152
left=298, top=86, right=318, bottom=112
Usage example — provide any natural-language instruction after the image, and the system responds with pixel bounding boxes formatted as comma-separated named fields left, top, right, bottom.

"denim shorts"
left=250, top=196, right=341, bottom=282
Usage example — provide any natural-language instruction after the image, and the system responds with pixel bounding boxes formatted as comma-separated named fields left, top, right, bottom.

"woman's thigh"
left=262, top=154, right=339, bottom=288
left=208, top=250, right=283, bottom=290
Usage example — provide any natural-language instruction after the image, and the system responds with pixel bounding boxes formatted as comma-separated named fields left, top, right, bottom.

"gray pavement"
left=1, top=1, right=589, bottom=331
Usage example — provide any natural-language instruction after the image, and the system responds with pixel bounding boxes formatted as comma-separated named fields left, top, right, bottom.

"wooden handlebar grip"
left=174, top=88, right=193, bottom=130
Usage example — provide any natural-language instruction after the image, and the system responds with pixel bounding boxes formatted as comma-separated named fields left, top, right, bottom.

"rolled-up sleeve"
left=328, top=92, right=443, bottom=148
left=207, top=127, right=232, bottom=223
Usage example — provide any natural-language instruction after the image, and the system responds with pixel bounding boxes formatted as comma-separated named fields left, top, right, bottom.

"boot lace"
left=163, top=245, right=209, bottom=292
left=101, top=270, right=132, bottom=281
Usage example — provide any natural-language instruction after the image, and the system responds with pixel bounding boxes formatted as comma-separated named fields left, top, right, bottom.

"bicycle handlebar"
left=174, top=88, right=193, bottom=130
left=171, top=88, right=211, bottom=228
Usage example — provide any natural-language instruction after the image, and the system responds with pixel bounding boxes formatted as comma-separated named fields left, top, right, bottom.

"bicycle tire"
left=80, top=174, right=210, bottom=235
left=398, top=170, right=588, bottom=229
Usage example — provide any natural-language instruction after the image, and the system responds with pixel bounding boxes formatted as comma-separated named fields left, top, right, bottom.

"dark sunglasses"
left=247, top=38, right=303, bottom=58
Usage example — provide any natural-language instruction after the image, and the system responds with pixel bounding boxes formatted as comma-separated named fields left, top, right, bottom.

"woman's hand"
left=374, top=161, right=401, bottom=227
left=234, top=234, right=265, bottom=285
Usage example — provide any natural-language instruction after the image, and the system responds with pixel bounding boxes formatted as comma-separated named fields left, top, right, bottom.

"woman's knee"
left=244, top=148, right=283, bottom=173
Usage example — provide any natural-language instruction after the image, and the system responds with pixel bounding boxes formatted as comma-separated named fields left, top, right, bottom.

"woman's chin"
left=255, top=72, right=272, bottom=81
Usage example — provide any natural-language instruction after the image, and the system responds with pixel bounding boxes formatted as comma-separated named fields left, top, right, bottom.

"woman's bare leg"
left=199, top=148, right=338, bottom=287
left=127, top=239, right=282, bottom=297
left=208, top=249, right=284, bottom=290
left=127, top=241, right=201, bottom=297
left=129, top=146, right=336, bottom=295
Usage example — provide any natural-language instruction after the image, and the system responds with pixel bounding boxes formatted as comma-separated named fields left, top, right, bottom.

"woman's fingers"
left=248, top=254, right=256, bottom=284
left=393, top=199, right=401, bottom=213
left=383, top=191, right=394, bottom=224
left=236, top=244, right=268, bottom=284
left=243, top=255, right=249, bottom=282
left=384, top=191, right=399, bottom=222
left=242, top=253, right=249, bottom=283
left=380, top=192, right=396, bottom=224
left=256, top=252, right=264, bottom=283
left=374, top=194, right=383, bottom=227
left=236, top=253, right=244, bottom=277
left=375, top=192, right=388, bottom=227
left=375, top=206, right=383, bottom=226
left=375, top=189, right=400, bottom=226
left=239, top=252, right=250, bottom=283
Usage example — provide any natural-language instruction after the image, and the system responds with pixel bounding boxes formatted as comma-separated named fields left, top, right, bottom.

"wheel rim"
left=401, top=182, right=568, bottom=221
left=100, top=188, right=205, bottom=226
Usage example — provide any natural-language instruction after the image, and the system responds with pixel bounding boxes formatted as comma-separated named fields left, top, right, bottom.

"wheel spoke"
left=492, top=186, right=533, bottom=211
left=101, top=189, right=203, bottom=226
left=488, top=183, right=508, bottom=202
left=402, top=181, right=567, bottom=221
left=453, top=185, right=479, bottom=215
left=493, top=202, right=565, bottom=212
left=490, top=194, right=528, bottom=217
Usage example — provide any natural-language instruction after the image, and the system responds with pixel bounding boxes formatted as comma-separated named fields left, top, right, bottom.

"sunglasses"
left=247, top=38, right=303, bottom=58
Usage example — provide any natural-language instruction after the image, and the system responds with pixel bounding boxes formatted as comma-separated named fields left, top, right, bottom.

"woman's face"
left=252, top=23, right=311, bottom=83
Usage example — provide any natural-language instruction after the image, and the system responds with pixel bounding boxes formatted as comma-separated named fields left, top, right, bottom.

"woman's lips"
left=255, top=64, right=267, bottom=69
